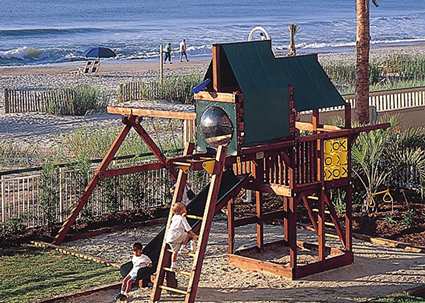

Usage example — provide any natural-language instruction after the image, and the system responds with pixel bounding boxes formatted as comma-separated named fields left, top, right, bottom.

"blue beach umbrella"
left=85, top=47, right=116, bottom=58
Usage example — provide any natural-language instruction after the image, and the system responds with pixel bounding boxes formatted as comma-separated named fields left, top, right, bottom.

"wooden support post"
left=227, top=198, right=235, bottom=254
left=318, top=190, right=326, bottom=261
left=312, top=109, right=319, bottom=131
left=288, top=196, right=297, bottom=270
left=53, top=117, right=134, bottom=244
left=212, top=45, right=221, bottom=92
left=151, top=143, right=194, bottom=302
left=345, top=103, right=352, bottom=129
left=185, top=145, right=227, bottom=303
left=345, top=103, right=353, bottom=252
left=159, top=44, right=164, bottom=86
left=345, top=183, right=353, bottom=252
left=253, top=160, right=264, bottom=250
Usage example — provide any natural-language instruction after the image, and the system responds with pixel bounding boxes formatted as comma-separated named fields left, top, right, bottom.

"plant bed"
left=352, top=202, right=425, bottom=247
left=0, top=246, right=119, bottom=303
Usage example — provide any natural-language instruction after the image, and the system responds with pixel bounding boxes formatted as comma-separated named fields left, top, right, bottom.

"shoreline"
left=2, top=42, right=425, bottom=80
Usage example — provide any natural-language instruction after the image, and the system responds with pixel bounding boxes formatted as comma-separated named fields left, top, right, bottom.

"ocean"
left=1, top=0, right=425, bottom=66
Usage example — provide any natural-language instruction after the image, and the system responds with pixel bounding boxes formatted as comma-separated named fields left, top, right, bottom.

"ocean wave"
left=0, top=27, right=116, bottom=37
left=0, top=47, right=43, bottom=60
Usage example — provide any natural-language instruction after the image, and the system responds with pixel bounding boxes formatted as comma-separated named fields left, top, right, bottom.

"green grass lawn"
left=0, top=246, right=120, bottom=303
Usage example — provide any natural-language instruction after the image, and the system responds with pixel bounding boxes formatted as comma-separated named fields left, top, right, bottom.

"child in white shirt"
left=165, top=202, right=198, bottom=269
left=117, top=242, right=152, bottom=301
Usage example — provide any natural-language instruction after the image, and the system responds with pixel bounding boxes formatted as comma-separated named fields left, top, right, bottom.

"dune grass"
left=0, top=246, right=120, bottom=303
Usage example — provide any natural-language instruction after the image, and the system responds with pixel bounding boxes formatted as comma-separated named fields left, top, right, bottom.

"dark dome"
left=200, top=106, right=234, bottom=148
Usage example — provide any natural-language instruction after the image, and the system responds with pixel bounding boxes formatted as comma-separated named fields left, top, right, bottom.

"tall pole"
left=159, top=44, right=164, bottom=86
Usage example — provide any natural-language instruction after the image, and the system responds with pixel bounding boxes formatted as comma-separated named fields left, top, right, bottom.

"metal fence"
left=0, top=152, right=209, bottom=228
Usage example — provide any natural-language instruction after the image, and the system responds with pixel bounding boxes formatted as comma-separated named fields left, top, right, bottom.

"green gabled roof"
left=204, top=40, right=346, bottom=145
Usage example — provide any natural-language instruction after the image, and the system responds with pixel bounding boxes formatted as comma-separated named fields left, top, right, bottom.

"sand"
left=60, top=220, right=425, bottom=303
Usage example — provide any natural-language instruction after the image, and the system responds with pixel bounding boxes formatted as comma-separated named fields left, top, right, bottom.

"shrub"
left=39, top=162, right=59, bottom=231
left=402, top=209, right=416, bottom=228
left=46, top=85, right=109, bottom=116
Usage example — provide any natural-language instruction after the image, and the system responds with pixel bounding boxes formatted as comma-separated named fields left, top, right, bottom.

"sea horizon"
left=1, top=0, right=425, bottom=67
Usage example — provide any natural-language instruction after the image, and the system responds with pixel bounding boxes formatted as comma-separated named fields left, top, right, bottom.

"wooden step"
left=307, top=195, right=319, bottom=200
left=163, top=267, right=191, bottom=276
left=186, top=214, right=203, bottom=220
left=159, top=285, right=189, bottom=295
left=312, top=208, right=331, bottom=215
left=167, top=249, right=196, bottom=257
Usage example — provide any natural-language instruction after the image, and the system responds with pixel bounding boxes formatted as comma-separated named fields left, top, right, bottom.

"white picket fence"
left=344, top=86, right=425, bottom=112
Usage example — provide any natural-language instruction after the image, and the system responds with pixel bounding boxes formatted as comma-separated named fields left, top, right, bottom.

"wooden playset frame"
left=52, top=43, right=389, bottom=302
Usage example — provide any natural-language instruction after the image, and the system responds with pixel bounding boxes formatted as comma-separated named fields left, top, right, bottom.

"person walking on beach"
left=179, top=39, right=189, bottom=62
left=164, top=43, right=172, bottom=64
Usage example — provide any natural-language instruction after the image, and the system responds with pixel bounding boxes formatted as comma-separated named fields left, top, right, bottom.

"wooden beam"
left=294, top=252, right=353, bottom=279
left=53, top=117, right=134, bottom=244
left=212, top=45, right=221, bottom=92
left=253, top=160, right=264, bottom=250
left=132, top=120, right=178, bottom=181
left=107, top=106, right=196, bottom=121
left=228, top=254, right=293, bottom=279
left=318, top=190, right=326, bottom=261
left=194, top=91, right=237, bottom=103
left=227, top=198, right=235, bottom=254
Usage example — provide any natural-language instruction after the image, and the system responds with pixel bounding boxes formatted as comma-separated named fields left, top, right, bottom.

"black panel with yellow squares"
left=323, top=138, right=348, bottom=181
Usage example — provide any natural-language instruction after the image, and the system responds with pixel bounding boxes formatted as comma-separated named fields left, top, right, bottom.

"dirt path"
left=59, top=220, right=425, bottom=303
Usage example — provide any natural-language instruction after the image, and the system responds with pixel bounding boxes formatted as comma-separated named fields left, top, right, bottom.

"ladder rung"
left=173, top=161, right=192, bottom=167
left=159, top=285, right=189, bottom=295
left=166, top=248, right=196, bottom=257
left=325, top=221, right=336, bottom=227
left=163, top=267, right=191, bottom=276
left=307, top=195, right=319, bottom=200
left=312, top=208, right=331, bottom=215
left=186, top=214, right=203, bottom=220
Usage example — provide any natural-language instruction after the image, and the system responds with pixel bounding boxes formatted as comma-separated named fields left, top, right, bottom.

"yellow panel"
left=323, top=137, right=348, bottom=181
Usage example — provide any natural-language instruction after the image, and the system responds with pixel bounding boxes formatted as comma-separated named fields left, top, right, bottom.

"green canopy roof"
left=204, top=40, right=346, bottom=145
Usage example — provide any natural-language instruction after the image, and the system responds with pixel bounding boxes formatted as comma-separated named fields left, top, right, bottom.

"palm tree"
left=355, top=0, right=379, bottom=124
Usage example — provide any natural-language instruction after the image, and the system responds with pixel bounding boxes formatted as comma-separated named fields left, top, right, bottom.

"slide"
left=120, top=169, right=248, bottom=278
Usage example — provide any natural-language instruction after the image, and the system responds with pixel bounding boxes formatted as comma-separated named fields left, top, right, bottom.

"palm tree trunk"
left=355, top=0, right=370, bottom=124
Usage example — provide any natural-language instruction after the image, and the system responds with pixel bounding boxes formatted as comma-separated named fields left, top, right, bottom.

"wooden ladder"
left=151, top=146, right=227, bottom=303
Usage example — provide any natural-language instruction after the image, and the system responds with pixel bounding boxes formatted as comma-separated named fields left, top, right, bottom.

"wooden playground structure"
left=53, top=40, right=389, bottom=302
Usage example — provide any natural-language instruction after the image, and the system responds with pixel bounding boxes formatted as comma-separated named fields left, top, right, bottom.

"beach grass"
left=322, top=53, right=425, bottom=94
left=63, top=123, right=183, bottom=160
left=0, top=246, right=119, bottom=303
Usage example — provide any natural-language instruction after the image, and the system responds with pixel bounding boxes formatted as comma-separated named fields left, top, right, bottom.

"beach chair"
left=91, top=60, right=101, bottom=74
left=79, top=60, right=93, bottom=74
